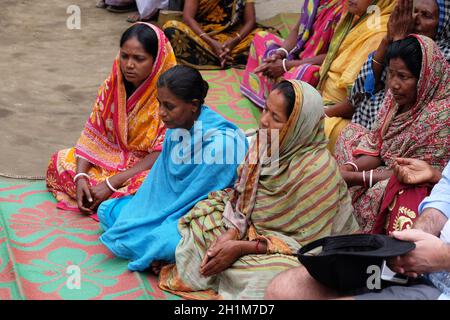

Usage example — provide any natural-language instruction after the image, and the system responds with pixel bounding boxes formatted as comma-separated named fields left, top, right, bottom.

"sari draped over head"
left=46, top=23, right=176, bottom=212
left=159, top=80, right=359, bottom=300
left=163, top=0, right=266, bottom=69
left=335, top=35, right=450, bottom=233
left=97, top=106, right=248, bottom=271
left=240, top=0, right=346, bottom=108
left=318, top=0, right=397, bottom=104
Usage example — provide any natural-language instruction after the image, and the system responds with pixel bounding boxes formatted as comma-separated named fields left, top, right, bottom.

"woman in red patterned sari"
left=334, top=35, right=450, bottom=233
left=46, top=23, right=176, bottom=215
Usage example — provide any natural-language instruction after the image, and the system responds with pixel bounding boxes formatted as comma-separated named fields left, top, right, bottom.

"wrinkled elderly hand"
left=388, top=229, right=449, bottom=278
left=387, top=0, right=415, bottom=42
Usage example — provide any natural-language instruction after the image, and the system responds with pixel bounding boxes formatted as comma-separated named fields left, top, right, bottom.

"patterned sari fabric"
left=240, top=0, right=345, bottom=108
left=158, top=80, right=359, bottom=300
left=46, top=23, right=176, bottom=212
left=162, top=0, right=264, bottom=69
left=350, top=0, right=450, bottom=130
left=334, top=35, right=450, bottom=233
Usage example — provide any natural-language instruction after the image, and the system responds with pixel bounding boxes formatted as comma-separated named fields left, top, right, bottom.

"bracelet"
left=276, top=47, right=289, bottom=58
left=255, top=239, right=261, bottom=254
left=369, top=170, right=374, bottom=188
left=105, top=177, right=120, bottom=193
left=235, top=32, right=242, bottom=40
left=344, top=161, right=359, bottom=172
left=362, top=170, right=367, bottom=188
left=199, top=32, right=207, bottom=39
left=372, top=57, right=384, bottom=67
left=74, top=173, right=90, bottom=183
left=282, top=58, right=289, bottom=73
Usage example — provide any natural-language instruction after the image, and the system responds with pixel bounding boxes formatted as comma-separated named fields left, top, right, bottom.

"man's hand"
left=393, top=158, right=441, bottom=185
left=388, top=229, right=449, bottom=277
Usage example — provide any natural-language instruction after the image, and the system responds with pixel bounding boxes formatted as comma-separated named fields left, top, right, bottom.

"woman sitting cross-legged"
left=97, top=65, right=248, bottom=273
left=158, top=80, right=359, bottom=300
left=335, top=35, right=450, bottom=233
left=163, top=0, right=265, bottom=69
left=46, top=23, right=176, bottom=214
left=240, top=0, right=346, bottom=108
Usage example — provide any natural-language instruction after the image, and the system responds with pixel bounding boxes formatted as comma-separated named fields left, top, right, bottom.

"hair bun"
left=201, top=80, right=209, bottom=100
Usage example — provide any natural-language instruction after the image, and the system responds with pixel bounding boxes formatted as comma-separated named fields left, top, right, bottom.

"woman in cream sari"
left=159, top=80, right=359, bottom=300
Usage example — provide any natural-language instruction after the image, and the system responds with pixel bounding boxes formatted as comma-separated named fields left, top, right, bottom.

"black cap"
left=297, top=234, right=416, bottom=291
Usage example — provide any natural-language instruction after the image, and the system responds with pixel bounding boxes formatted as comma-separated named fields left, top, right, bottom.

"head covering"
left=75, top=23, right=176, bottom=171
left=224, top=80, right=359, bottom=255
left=435, top=0, right=450, bottom=61
left=353, top=35, right=450, bottom=171
left=298, top=234, right=415, bottom=291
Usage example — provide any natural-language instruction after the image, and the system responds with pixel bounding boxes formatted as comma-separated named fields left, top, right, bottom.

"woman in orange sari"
left=46, top=23, right=176, bottom=215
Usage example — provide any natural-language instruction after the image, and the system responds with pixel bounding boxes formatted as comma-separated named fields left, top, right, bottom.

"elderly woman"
left=162, top=0, right=264, bottom=69
left=97, top=65, right=248, bottom=272
left=158, top=80, right=359, bottom=300
left=335, top=35, right=450, bottom=233
left=46, top=23, right=176, bottom=214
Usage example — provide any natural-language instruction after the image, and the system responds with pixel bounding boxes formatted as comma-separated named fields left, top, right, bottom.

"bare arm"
left=107, top=151, right=160, bottom=190
left=182, top=0, right=218, bottom=49
left=325, top=100, right=354, bottom=119
left=286, top=54, right=327, bottom=69
left=413, top=208, right=448, bottom=237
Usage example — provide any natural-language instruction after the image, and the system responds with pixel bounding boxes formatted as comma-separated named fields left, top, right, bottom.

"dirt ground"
left=0, top=0, right=301, bottom=178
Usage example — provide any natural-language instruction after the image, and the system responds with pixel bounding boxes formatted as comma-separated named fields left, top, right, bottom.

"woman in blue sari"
left=97, top=65, right=248, bottom=272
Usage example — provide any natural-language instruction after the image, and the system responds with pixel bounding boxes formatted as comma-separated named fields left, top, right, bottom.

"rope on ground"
left=0, top=172, right=45, bottom=180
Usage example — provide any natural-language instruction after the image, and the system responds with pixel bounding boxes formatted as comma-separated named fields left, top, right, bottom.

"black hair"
left=120, top=24, right=158, bottom=59
left=157, top=65, right=209, bottom=106
left=273, top=81, right=295, bottom=118
left=386, top=37, right=423, bottom=79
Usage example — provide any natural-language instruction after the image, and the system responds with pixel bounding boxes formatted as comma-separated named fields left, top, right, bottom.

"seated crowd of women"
left=46, top=0, right=450, bottom=299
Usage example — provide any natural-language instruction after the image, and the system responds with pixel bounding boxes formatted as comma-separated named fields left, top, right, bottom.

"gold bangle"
left=235, top=32, right=242, bottom=40
left=199, top=32, right=207, bottom=39
left=372, top=57, right=384, bottom=66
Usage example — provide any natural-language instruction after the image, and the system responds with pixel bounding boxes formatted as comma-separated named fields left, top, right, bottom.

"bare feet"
left=150, top=261, right=168, bottom=275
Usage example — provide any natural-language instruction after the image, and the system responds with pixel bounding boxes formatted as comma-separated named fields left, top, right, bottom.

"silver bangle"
left=282, top=58, right=289, bottom=73
left=105, top=177, right=120, bottom=193
left=277, top=47, right=289, bottom=58
left=369, top=170, right=374, bottom=188
left=74, top=173, right=90, bottom=183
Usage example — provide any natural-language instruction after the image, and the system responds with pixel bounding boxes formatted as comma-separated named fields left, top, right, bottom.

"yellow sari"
left=318, top=0, right=396, bottom=153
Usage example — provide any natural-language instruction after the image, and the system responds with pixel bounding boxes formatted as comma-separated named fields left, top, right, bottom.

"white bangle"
left=276, top=47, right=289, bottom=58
left=282, top=58, right=289, bottom=73
left=105, top=177, right=120, bottom=193
left=74, top=173, right=90, bottom=183
left=369, top=170, right=374, bottom=188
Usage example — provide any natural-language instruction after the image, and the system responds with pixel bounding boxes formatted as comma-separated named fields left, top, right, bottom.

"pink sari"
left=240, top=0, right=345, bottom=108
